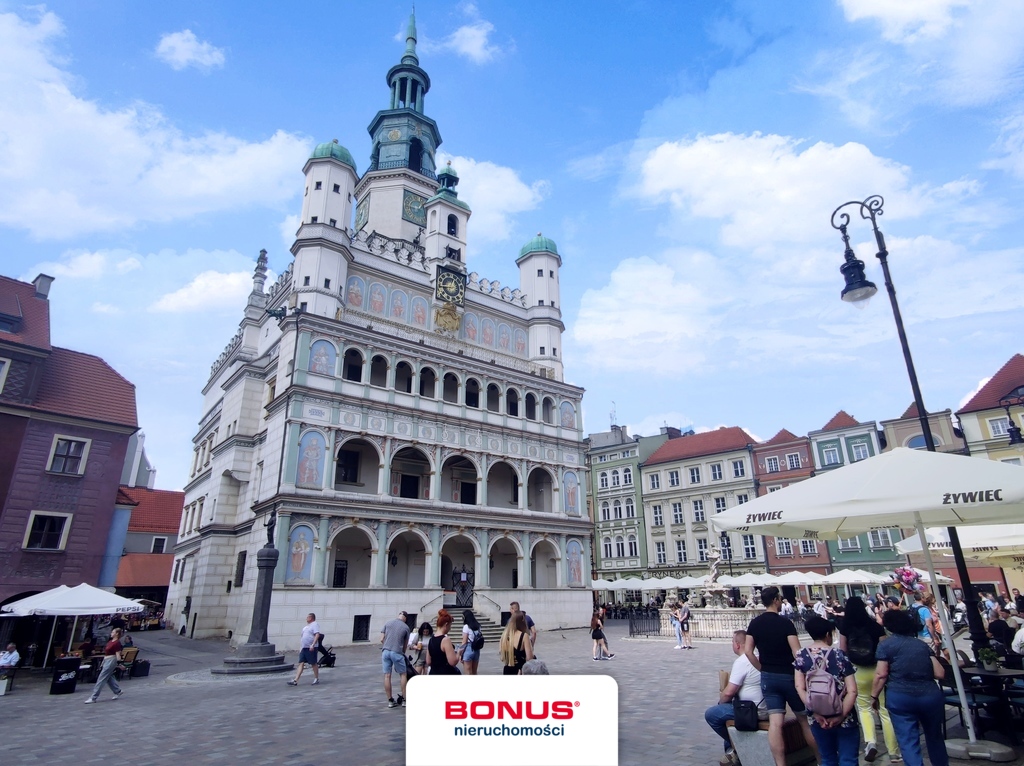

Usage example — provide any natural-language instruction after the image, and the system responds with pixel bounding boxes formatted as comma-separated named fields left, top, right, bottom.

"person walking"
left=871, top=609, right=949, bottom=766
left=84, top=628, right=124, bottom=704
left=287, top=612, right=322, bottom=686
left=678, top=599, right=693, bottom=649
left=590, top=612, right=614, bottom=660
left=509, top=601, right=537, bottom=648
left=380, top=610, right=411, bottom=708
left=499, top=611, right=534, bottom=675
left=745, top=586, right=820, bottom=766
left=838, top=596, right=900, bottom=763
left=458, top=610, right=482, bottom=675
left=409, top=622, right=431, bottom=677
left=793, top=616, right=858, bottom=766
left=428, top=609, right=461, bottom=675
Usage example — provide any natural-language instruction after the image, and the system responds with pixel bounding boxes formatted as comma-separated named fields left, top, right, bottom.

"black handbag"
left=733, top=699, right=760, bottom=731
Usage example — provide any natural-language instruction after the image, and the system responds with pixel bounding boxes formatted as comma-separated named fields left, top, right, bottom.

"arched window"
left=408, top=138, right=423, bottom=173
left=486, top=383, right=500, bottom=412
left=419, top=367, right=437, bottom=398
left=447, top=214, right=458, bottom=236
left=506, top=389, right=520, bottom=417
left=628, top=535, right=638, bottom=557
left=601, top=502, right=610, bottom=521
left=525, top=393, right=537, bottom=420
left=542, top=397, right=554, bottom=424
left=394, top=361, right=413, bottom=393
left=343, top=349, right=363, bottom=382
left=465, top=378, right=480, bottom=408
left=611, top=469, right=620, bottom=487
left=599, top=472, right=608, bottom=489
left=623, top=467, right=632, bottom=485
left=614, top=536, right=625, bottom=558
left=442, top=373, right=459, bottom=403
left=625, top=498, right=635, bottom=518
left=603, top=537, right=612, bottom=558
left=613, top=500, right=622, bottom=519
left=369, top=355, right=388, bottom=387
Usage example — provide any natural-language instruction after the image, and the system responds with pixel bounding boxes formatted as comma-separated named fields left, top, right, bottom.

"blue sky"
left=3, top=1, right=1024, bottom=490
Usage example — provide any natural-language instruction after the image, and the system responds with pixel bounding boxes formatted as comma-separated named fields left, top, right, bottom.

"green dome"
left=519, top=233, right=559, bottom=257
left=438, top=162, right=458, bottom=179
left=310, top=140, right=357, bottom=171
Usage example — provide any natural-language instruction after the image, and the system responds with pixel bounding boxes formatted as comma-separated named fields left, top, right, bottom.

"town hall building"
left=166, top=14, right=591, bottom=647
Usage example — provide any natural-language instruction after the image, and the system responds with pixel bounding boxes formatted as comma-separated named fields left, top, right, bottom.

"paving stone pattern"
left=0, top=622, right=1017, bottom=766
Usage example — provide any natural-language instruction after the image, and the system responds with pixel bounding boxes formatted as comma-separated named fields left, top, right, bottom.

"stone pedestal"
left=212, top=545, right=294, bottom=676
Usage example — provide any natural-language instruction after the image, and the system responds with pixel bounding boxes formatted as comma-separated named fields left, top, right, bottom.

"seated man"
left=0, top=643, right=20, bottom=676
left=705, top=629, right=764, bottom=766
left=78, top=636, right=96, bottom=659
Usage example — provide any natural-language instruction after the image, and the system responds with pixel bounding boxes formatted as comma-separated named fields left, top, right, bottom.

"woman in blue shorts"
left=459, top=610, right=482, bottom=675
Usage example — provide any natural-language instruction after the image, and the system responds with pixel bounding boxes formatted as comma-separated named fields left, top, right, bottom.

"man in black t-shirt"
left=744, top=586, right=819, bottom=766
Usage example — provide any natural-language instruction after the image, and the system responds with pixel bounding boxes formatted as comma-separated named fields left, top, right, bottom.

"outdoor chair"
left=0, top=665, right=17, bottom=695
left=938, top=658, right=1000, bottom=737
left=116, top=646, right=139, bottom=681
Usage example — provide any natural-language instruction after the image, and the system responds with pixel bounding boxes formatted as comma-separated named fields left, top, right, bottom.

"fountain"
left=701, top=545, right=732, bottom=609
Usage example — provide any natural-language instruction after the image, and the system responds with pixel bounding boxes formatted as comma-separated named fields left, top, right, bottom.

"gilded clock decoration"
left=387, top=128, right=402, bottom=141
left=435, top=267, right=466, bottom=306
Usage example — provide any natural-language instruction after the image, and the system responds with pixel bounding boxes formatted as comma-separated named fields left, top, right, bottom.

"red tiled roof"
left=115, top=553, right=173, bottom=588
left=115, top=488, right=139, bottom=507
left=122, top=486, right=185, bottom=533
left=762, top=428, right=799, bottom=446
left=28, top=347, right=138, bottom=428
left=901, top=402, right=921, bottom=419
left=821, top=410, right=859, bottom=431
left=645, top=426, right=754, bottom=465
left=0, top=275, right=51, bottom=351
left=957, top=354, right=1024, bottom=414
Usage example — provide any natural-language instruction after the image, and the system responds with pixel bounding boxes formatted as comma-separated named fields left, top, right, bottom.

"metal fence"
left=628, top=608, right=808, bottom=640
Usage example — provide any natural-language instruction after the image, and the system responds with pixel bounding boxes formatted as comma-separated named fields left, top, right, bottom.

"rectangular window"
left=787, top=453, right=801, bottom=470
left=697, top=538, right=709, bottom=562
left=332, top=183, right=340, bottom=193
left=989, top=417, right=1010, bottom=437
left=48, top=436, right=90, bottom=475
left=310, top=216, right=318, bottom=223
left=775, top=537, right=793, bottom=556
left=602, top=539, right=612, bottom=558
left=743, top=535, right=757, bottom=559
left=765, top=456, right=780, bottom=473
left=538, top=300, right=545, bottom=306
left=692, top=499, right=705, bottom=522
left=851, top=442, right=870, bottom=461
left=736, top=493, right=749, bottom=505
left=732, top=460, right=745, bottom=478
left=823, top=446, right=841, bottom=466
left=649, top=474, right=660, bottom=490
left=800, top=539, right=817, bottom=555
left=151, top=537, right=167, bottom=554
left=656, top=542, right=666, bottom=565
left=689, top=467, right=701, bottom=484
left=329, top=219, right=337, bottom=227
left=233, top=551, right=247, bottom=587
left=714, top=497, right=727, bottom=513
left=768, top=485, right=782, bottom=493
left=668, top=470, right=680, bottom=487
left=324, top=278, right=331, bottom=289
left=652, top=505, right=663, bottom=526
left=676, top=539, right=687, bottom=563
left=552, top=348, right=557, bottom=356
left=314, top=181, right=322, bottom=190
left=838, top=536, right=861, bottom=551
left=537, top=269, right=544, bottom=277
left=336, top=449, right=360, bottom=484
left=868, top=529, right=893, bottom=549
left=540, top=346, right=545, bottom=354
left=549, top=270, right=554, bottom=278
left=672, top=502, right=684, bottom=525
left=23, top=511, right=73, bottom=550
left=710, top=463, right=723, bottom=481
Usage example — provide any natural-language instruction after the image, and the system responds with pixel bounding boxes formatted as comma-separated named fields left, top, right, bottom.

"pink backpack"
left=804, top=648, right=843, bottom=716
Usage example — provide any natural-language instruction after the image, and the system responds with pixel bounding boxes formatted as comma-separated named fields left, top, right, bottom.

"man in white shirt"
left=287, top=613, right=323, bottom=686
left=0, top=643, right=19, bottom=672
left=705, top=629, right=764, bottom=766
left=1012, top=624, right=1024, bottom=656
left=812, top=597, right=828, bottom=619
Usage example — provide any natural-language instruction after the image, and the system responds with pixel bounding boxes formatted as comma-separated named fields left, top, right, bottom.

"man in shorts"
left=744, top=586, right=819, bottom=766
left=381, top=610, right=411, bottom=708
left=510, top=601, right=537, bottom=647
left=705, top=629, right=763, bottom=765
left=287, top=613, right=322, bottom=686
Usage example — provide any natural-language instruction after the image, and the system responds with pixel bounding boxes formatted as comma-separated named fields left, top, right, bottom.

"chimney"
left=33, top=273, right=55, bottom=299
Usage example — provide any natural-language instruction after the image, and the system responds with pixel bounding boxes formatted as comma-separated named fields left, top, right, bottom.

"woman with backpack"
left=839, top=596, right=900, bottom=763
left=793, top=616, right=859, bottom=766
left=458, top=610, right=482, bottom=675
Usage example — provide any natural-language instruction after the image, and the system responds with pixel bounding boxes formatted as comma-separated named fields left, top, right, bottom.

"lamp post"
left=831, top=195, right=989, bottom=653
left=999, top=395, right=1024, bottom=446
left=720, top=531, right=735, bottom=576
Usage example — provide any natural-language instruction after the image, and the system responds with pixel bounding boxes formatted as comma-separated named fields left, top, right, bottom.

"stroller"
left=315, top=643, right=336, bottom=668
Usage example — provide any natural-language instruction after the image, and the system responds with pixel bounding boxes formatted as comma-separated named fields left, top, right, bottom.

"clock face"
left=435, top=268, right=466, bottom=306
left=354, top=197, right=369, bottom=231
left=387, top=128, right=402, bottom=141
left=402, top=190, right=427, bottom=226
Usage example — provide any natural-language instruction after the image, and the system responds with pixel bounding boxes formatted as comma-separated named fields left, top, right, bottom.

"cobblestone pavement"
left=0, top=622, right=1019, bottom=766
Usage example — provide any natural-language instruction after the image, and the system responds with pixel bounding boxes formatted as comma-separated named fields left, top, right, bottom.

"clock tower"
left=354, top=11, right=441, bottom=243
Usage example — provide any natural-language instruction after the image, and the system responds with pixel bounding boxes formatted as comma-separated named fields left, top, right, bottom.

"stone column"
left=274, top=512, right=291, bottom=583
left=519, top=531, right=532, bottom=588
left=316, top=515, right=330, bottom=586
left=557, top=534, right=567, bottom=588
left=374, top=521, right=389, bottom=586
left=477, top=528, right=490, bottom=588
left=429, top=525, right=442, bottom=587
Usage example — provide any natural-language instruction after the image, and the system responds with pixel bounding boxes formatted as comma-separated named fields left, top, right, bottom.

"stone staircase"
left=426, top=609, right=504, bottom=645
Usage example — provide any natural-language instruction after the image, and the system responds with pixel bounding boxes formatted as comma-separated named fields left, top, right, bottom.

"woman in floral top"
left=794, top=616, right=859, bottom=766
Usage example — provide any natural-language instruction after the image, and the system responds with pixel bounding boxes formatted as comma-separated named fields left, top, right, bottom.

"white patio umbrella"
left=821, top=568, right=888, bottom=585
left=896, top=524, right=1024, bottom=561
left=589, top=578, right=615, bottom=589
left=605, top=577, right=643, bottom=591
left=909, top=566, right=953, bottom=584
left=849, top=570, right=893, bottom=585
left=720, top=572, right=778, bottom=587
left=674, top=575, right=708, bottom=589
left=712, top=447, right=1024, bottom=746
left=772, top=570, right=826, bottom=585
left=644, top=576, right=682, bottom=588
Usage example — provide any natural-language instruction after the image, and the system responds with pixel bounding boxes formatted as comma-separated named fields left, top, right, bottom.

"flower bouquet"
left=893, top=566, right=925, bottom=595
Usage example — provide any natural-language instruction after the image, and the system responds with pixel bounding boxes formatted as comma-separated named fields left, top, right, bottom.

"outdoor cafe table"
left=966, top=665, right=1024, bottom=744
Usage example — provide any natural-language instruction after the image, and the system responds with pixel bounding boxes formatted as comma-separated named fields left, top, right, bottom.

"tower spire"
left=402, top=10, right=419, bottom=65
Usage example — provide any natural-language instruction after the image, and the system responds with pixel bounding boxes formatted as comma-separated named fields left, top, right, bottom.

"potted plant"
left=977, top=647, right=999, bottom=672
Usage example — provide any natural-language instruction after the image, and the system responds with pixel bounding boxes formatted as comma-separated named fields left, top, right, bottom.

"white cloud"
left=150, top=270, right=254, bottom=313
left=116, top=257, right=141, bottom=274
left=30, top=251, right=108, bottom=279
left=437, top=152, right=548, bottom=244
left=419, top=4, right=508, bottom=64
left=91, top=302, right=121, bottom=315
left=155, top=30, right=225, bottom=71
left=628, top=413, right=695, bottom=438
left=0, top=10, right=310, bottom=240
left=959, top=377, right=991, bottom=410
left=839, top=0, right=969, bottom=43
left=279, top=213, right=300, bottom=249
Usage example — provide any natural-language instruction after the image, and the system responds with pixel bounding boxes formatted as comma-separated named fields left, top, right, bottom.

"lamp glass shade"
left=840, top=258, right=877, bottom=303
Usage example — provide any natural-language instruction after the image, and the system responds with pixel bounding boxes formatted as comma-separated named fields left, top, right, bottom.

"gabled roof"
left=762, top=428, right=800, bottom=446
left=28, top=347, right=138, bottom=428
left=821, top=410, right=859, bottom=431
left=115, top=553, right=174, bottom=588
left=901, top=402, right=921, bottom=419
left=0, top=275, right=51, bottom=351
left=645, top=426, right=754, bottom=465
left=122, top=486, right=185, bottom=533
left=957, top=354, right=1024, bottom=415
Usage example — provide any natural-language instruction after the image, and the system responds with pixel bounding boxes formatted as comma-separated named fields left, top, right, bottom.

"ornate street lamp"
left=831, top=195, right=989, bottom=653
left=999, top=394, right=1024, bottom=445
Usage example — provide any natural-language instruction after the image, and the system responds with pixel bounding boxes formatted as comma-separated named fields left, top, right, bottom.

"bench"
left=726, top=717, right=816, bottom=766
left=0, top=667, right=17, bottom=696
